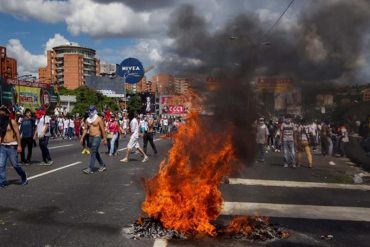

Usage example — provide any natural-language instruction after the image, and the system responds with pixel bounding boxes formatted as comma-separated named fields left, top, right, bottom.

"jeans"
left=39, top=136, right=51, bottom=162
left=21, top=137, right=34, bottom=162
left=257, top=143, right=265, bottom=161
left=68, top=127, right=74, bottom=139
left=109, top=133, right=119, bottom=155
left=283, top=140, right=295, bottom=166
left=143, top=133, right=157, bottom=154
left=0, top=146, right=27, bottom=185
left=89, top=136, right=104, bottom=170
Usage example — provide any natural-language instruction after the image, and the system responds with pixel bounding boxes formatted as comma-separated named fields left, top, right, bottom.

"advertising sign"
left=160, top=95, right=190, bottom=115
left=257, top=78, right=292, bottom=93
left=116, top=58, right=144, bottom=84
left=139, top=92, right=155, bottom=114
left=1, top=78, right=58, bottom=110
left=16, top=86, right=41, bottom=110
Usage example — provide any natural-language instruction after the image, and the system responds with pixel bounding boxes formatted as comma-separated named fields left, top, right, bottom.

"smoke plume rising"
left=159, top=0, right=370, bottom=163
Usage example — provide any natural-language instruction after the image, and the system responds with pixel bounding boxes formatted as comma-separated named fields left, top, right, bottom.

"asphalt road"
left=1, top=137, right=370, bottom=247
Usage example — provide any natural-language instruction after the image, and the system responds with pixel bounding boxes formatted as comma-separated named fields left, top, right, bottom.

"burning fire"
left=142, top=111, right=235, bottom=236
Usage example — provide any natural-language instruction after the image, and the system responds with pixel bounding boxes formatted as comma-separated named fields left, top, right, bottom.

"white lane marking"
left=228, top=178, right=370, bottom=191
left=153, top=239, right=168, bottom=247
left=117, top=138, right=162, bottom=152
left=49, top=144, right=74, bottom=150
left=222, top=202, right=370, bottom=222
left=28, top=162, right=83, bottom=180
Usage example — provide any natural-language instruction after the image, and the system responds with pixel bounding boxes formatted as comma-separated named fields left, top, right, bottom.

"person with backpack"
left=19, top=108, right=36, bottom=165
left=34, top=108, right=53, bottom=166
left=0, top=105, right=28, bottom=188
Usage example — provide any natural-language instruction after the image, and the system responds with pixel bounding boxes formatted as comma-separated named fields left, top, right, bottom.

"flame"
left=224, top=216, right=270, bottom=235
left=141, top=111, right=235, bottom=236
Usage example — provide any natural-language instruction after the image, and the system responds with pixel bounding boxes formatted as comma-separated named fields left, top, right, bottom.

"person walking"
left=80, top=106, right=107, bottom=174
left=80, top=112, right=90, bottom=155
left=281, top=116, right=296, bottom=168
left=35, top=108, right=53, bottom=166
left=143, top=116, right=158, bottom=155
left=120, top=112, right=149, bottom=163
left=339, top=124, right=349, bottom=157
left=19, top=108, right=36, bottom=165
left=0, top=105, right=28, bottom=188
left=256, top=117, right=269, bottom=162
left=296, top=121, right=313, bottom=168
left=107, top=113, right=120, bottom=156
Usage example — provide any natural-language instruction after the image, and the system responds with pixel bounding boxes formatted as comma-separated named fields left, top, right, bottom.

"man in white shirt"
left=34, top=108, right=53, bottom=166
left=256, top=117, right=269, bottom=162
left=120, top=112, right=148, bottom=163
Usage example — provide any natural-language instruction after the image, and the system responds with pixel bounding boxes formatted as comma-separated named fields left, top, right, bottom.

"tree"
left=127, top=95, right=142, bottom=115
left=58, top=86, right=119, bottom=116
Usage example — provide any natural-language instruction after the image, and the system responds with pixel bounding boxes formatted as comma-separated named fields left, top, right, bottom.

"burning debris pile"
left=123, top=216, right=289, bottom=241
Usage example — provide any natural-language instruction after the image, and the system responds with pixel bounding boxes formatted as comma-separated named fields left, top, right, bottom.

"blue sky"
left=0, top=0, right=304, bottom=77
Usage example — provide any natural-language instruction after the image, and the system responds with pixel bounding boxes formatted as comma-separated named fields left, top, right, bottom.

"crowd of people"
left=0, top=104, right=185, bottom=187
left=255, top=115, right=360, bottom=168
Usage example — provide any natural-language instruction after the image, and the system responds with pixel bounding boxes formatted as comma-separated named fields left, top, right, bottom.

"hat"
left=0, top=105, right=10, bottom=114
left=89, top=105, right=97, bottom=112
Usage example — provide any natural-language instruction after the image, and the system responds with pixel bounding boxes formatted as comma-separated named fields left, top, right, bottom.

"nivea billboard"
left=117, top=58, right=144, bottom=84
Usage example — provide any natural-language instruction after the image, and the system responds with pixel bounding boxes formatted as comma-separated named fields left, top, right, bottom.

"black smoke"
left=159, top=1, right=370, bottom=163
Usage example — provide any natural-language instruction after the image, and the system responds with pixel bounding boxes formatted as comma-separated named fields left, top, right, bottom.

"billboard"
left=160, top=95, right=190, bottom=115
left=139, top=92, right=155, bottom=114
left=116, top=58, right=144, bottom=84
left=0, top=78, right=58, bottom=110
left=85, top=76, right=125, bottom=95
left=257, top=78, right=292, bottom=93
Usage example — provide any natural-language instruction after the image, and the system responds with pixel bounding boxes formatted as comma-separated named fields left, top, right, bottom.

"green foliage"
left=59, top=86, right=119, bottom=116
left=127, top=95, right=142, bottom=115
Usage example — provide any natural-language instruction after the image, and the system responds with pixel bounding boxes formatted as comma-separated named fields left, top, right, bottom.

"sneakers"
left=142, top=156, right=149, bottom=162
left=21, top=178, right=28, bottom=185
left=44, top=160, right=53, bottom=166
left=0, top=182, right=8, bottom=188
left=98, top=166, right=107, bottom=172
left=83, top=168, right=94, bottom=174
left=283, top=164, right=288, bottom=168
left=292, top=164, right=297, bottom=168
left=85, top=149, right=91, bottom=154
left=120, top=158, right=128, bottom=163
left=81, top=149, right=86, bottom=154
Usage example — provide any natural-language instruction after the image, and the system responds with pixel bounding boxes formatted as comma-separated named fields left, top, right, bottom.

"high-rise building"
left=0, top=46, right=17, bottom=79
left=151, top=73, right=175, bottom=95
left=38, top=44, right=100, bottom=89
left=100, top=62, right=116, bottom=76
left=174, top=77, right=190, bottom=95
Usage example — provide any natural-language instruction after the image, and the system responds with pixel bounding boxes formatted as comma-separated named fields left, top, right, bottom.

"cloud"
left=65, top=0, right=168, bottom=38
left=91, top=0, right=178, bottom=11
left=0, top=0, right=70, bottom=23
left=6, top=33, right=73, bottom=76
left=6, top=39, right=46, bottom=77
left=44, top=33, right=78, bottom=52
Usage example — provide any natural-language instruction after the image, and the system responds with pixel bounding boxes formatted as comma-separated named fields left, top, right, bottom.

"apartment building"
left=39, top=44, right=100, bottom=89
left=0, top=46, right=17, bottom=79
